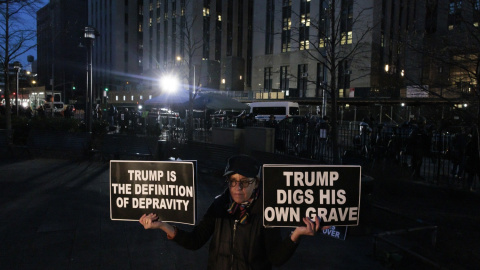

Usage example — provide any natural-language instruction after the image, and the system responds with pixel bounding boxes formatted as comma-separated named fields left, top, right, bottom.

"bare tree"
left=0, top=0, right=41, bottom=143
left=401, top=0, right=480, bottom=162
left=178, top=0, right=203, bottom=141
left=280, top=0, right=375, bottom=164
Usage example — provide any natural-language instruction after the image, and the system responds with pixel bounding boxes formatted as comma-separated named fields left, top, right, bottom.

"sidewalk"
left=0, top=158, right=478, bottom=269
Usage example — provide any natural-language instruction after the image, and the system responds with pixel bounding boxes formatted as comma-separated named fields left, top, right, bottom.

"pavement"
left=0, top=156, right=479, bottom=270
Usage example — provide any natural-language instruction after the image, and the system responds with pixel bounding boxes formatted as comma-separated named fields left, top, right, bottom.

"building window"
left=316, top=63, right=326, bottom=97
left=264, top=67, right=272, bottom=92
left=474, top=0, right=480, bottom=27
left=215, top=0, right=222, bottom=60
left=300, top=40, right=310, bottom=50
left=237, top=1, right=243, bottom=57
left=319, top=0, right=330, bottom=47
left=265, top=0, right=275, bottom=54
left=280, top=66, right=289, bottom=91
left=172, top=18, right=176, bottom=61
left=448, top=0, right=462, bottom=30
left=180, top=0, right=185, bottom=15
left=340, top=0, right=353, bottom=45
left=282, top=2, right=291, bottom=52
left=163, top=21, right=168, bottom=61
left=338, top=60, right=350, bottom=98
left=299, top=0, right=310, bottom=50
left=297, top=64, right=308, bottom=97
left=226, top=1, right=233, bottom=56
left=172, top=0, right=176, bottom=17
left=203, top=0, right=211, bottom=59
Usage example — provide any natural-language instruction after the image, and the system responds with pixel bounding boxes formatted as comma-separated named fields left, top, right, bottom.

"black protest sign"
left=110, top=161, right=196, bottom=225
left=263, top=165, right=361, bottom=227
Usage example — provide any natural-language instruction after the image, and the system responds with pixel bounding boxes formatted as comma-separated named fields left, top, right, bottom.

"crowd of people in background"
left=1, top=102, right=478, bottom=191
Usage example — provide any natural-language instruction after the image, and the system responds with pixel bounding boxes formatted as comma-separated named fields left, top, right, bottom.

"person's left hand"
left=290, top=216, right=330, bottom=243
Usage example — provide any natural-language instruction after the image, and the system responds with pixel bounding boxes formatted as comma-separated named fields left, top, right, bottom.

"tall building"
left=37, top=0, right=88, bottom=103
left=251, top=0, right=479, bottom=120
left=252, top=0, right=376, bottom=102
left=141, top=0, right=255, bottom=94
left=87, top=0, right=146, bottom=105
left=87, top=0, right=255, bottom=106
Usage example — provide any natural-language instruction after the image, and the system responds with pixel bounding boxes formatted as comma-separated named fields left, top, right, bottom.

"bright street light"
left=160, top=74, right=179, bottom=93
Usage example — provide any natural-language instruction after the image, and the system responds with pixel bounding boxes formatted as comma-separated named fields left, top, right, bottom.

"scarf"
left=227, top=188, right=260, bottom=224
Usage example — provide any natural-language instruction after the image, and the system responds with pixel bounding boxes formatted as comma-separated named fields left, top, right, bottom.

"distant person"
left=25, top=107, right=33, bottom=119
left=236, top=111, right=246, bottom=129
left=450, top=128, right=467, bottom=182
left=64, top=105, right=74, bottom=119
left=408, top=116, right=430, bottom=180
left=140, top=155, right=329, bottom=269
left=265, top=114, right=277, bottom=128
left=464, top=128, right=479, bottom=191
left=317, top=116, right=330, bottom=159
left=108, top=104, right=116, bottom=126
left=37, top=105, right=45, bottom=118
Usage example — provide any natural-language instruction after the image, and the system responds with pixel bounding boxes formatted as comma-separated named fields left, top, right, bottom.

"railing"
left=115, top=114, right=477, bottom=189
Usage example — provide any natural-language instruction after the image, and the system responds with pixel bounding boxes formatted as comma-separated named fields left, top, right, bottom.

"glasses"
left=226, top=178, right=256, bottom=188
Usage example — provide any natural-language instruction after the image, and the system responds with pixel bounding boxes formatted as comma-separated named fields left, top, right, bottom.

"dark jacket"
left=173, top=189, right=298, bottom=270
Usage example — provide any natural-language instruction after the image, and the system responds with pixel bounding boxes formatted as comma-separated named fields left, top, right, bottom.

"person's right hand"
left=139, top=213, right=163, bottom=229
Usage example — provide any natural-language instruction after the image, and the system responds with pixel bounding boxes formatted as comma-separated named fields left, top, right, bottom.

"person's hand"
left=139, top=213, right=164, bottom=229
left=290, top=216, right=330, bottom=243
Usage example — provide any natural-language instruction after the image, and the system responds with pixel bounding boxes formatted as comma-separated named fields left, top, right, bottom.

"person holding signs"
left=139, top=155, right=328, bottom=269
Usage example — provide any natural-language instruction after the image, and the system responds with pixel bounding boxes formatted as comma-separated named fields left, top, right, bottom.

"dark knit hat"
left=223, top=155, right=261, bottom=178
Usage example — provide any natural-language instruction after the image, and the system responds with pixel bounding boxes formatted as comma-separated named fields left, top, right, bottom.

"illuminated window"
left=301, top=14, right=310, bottom=26
left=341, top=31, right=352, bottom=45
left=319, top=38, right=325, bottom=48
left=300, top=40, right=309, bottom=50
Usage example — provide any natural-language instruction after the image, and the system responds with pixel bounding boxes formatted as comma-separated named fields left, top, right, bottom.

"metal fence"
left=268, top=120, right=477, bottom=189
left=140, top=115, right=478, bottom=190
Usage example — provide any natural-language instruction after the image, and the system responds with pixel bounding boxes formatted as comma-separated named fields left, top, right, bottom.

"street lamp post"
left=84, top=26, right=99, bottom=133
left=14, top=63, right=21, bottom=116
left=176, top=56, right=196, bottom=141
left=188, top=64, right=195, bottom=141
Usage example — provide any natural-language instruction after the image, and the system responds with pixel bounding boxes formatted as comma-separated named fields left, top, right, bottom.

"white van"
left=249, top=101, right=300, bottom=121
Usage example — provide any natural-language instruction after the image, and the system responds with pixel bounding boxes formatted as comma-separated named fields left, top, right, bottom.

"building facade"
left=87, top=0, right=255, bottom=106
left=251, top=0, right=479, bottom=121
left=37, top=0, right=88, bottom=104
left=87, top=0, right=147, bottom=106
left=141, top=0, right=255, bottom=94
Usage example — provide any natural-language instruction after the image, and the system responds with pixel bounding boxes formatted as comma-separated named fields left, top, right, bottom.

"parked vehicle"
left=248, top=101, right=299, bottom=121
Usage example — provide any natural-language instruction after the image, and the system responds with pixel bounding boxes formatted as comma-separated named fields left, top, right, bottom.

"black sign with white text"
left=110, top=161, right=196, bottom=225
left=263, top=165, right=361, bottom=227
